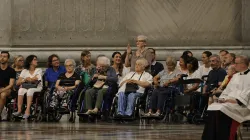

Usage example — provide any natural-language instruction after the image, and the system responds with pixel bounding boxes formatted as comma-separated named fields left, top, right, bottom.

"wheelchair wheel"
left=79, top=116, right=88, bottom=123
left=52, top=110, right=62, bottom=122
left=192, top=114, right=202, bottom=125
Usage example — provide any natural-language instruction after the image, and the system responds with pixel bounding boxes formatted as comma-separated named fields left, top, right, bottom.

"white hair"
left=64, top=59, right=76, bottom=67
left=136, top=58, right=148, bottom=68
left=137, top=35, right=147, bottom=41
left=97, top=56, right=111, bottom=66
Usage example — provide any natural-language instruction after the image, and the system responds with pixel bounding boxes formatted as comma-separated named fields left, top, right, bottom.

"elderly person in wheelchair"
left=50, top=59, right=80, bottom=121
left=144, top=56, right=181, bottom=117
left=116, top=58, right=153, bottom=117
left=84, top=56, right=118, bottom=115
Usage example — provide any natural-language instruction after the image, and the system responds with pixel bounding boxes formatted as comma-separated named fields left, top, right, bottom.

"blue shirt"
left=44, top=66, right=66, bottom=88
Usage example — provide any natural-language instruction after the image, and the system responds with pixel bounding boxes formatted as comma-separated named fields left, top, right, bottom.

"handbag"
left=21, top=80, right=40, bottom=89
left=93, top=80, right=105, bottom=89
left=125, top=72, right=143, bottom=94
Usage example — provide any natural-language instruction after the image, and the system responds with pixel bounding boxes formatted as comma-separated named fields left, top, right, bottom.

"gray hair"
left=236, top=55, right=249, bottom=66
left=136, top=58, right=148, bottom=68
left=97, top=56, right=111, bottom=66
left=166, top=56, right=177, bottom=67
left=210, top=54, right=221, bottom=62
left=137, top=35, right=147, bottom=41
left=64, top=59, right=76, bottom=67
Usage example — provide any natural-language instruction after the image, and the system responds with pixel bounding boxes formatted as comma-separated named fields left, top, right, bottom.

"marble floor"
left=1, top=116, right=250, bottom=140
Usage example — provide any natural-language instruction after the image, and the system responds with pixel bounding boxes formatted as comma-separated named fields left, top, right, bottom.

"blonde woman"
left=12, top=55, right=24, bottom=90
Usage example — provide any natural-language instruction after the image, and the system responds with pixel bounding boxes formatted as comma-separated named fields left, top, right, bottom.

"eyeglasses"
left=52, top=59, right=59, bottom=62
left=136, top=40, right=145, bottom=43
left=65, top=65, right=74, bottom=68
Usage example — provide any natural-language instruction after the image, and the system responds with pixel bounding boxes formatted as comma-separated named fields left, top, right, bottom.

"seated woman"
left=51, top=59, right=80, bottom=121
left=208, top=64, right=236, bottom=105
left=12, top=55, right=24, bottom=91
left=112, top=51, right=130, bottom=84
left=13, top=55, right=43, bottom=119
left=44, top=54, right=66, bottom=89
left=70, top=50, right=95, bottom=116
left=116, top=58, right=153, bottom=116
left=84, top=56, right=118, bottom=115
left=184, top=57, right=200, bottom=94
left=144, top=56, right=181, bottom=117
left=178, top=55, right=189, bottom=74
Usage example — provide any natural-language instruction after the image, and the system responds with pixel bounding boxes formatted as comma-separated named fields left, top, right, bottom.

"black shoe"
left=116, top=114, right=123, bottom=118
left=69, top=112, right=73, bottom=122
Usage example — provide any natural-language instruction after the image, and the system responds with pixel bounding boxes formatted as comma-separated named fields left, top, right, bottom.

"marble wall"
left=0, top=0, right=249, bottom=62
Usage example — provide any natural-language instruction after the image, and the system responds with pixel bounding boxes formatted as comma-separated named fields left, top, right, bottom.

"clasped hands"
left=92, top=74, right=107, bottom=80
left=125, top=79, right=138, bottom=84
left=217, top=98, right=237, bottom=104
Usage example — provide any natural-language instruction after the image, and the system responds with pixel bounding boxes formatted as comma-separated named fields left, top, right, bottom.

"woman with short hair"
left=52, top=59, right=80, bottom=122
left=44, top=54, right=66, bottom=89
left=116, top=58, right=153, bottom=116
left=145, top=56, right=181, bottom=117
left=84, top=56, right=118, bottom=115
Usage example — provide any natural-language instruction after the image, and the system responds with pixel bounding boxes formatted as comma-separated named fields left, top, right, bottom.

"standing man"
left=0, top=51, right=16, bottom=121
left=148, top=48, right=164, bottom=77
left=125, top=35, right=152, bottom=72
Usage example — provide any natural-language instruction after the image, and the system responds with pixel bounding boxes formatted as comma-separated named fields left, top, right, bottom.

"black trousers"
left=149, top=87, right=173, bottom=112
left=202, top=110, right=239, bottom=140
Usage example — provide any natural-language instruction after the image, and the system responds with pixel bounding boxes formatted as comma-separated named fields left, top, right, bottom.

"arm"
left=105, top=67, right=118, bottom=84
left=0, top=78, right=15, bottom=92
left=184, top=83, right=199, bottom=93
left=133, top=80, right=151, bottom=88
left=55, top=79, right=61, bottom=90
left=65, top=80, right=80, bottom=91
left=132, top=73, right=153, bottom=88
left=153, top=74, right=160, bottom=86
left=145, top=50, right=153, bottom=66
left=125, top=44, right=132, bottom=67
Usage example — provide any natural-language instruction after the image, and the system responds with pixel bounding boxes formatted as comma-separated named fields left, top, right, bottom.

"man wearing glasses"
left=0, top=51, right=16, bottom=121
left=125, top=35, right=152, bottom=72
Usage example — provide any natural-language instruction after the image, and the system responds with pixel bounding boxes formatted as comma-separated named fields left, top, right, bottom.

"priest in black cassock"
left=202, top=55, right=250, bottom=140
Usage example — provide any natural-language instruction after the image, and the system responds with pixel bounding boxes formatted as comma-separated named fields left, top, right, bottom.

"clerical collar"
left=240, top=69, right=250, bottom=75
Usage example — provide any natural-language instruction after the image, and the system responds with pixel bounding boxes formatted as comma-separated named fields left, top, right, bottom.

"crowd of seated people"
left=1, top=35, right=250, bottom=139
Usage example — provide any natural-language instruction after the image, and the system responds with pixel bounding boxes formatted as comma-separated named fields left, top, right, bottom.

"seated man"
left=117, top=58, right=153, bottom=116
left=208, top=64, right=236, bottom=105
left=0, top=51, right=16, bottom=121
left=202, top=55, right=250, bottom=140
left=203, top=55, right=227, bottom=94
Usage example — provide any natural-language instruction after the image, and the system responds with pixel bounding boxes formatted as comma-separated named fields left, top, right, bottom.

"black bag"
left=125, top=72, right=143, bottom=94
left=21, top=81, right=40, bottom=89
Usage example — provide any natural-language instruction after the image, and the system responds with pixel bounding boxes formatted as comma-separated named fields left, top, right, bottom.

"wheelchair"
left=170, top=75, right=209, bottom=124
left=140, top=85, right=182, bottom=124
left=77, top=83, right=118, bottom=123
left=110, top=87, right=151, bottom=122
left=8, top=88, right=46, bottom=122
left=44, top=87, right=77, bottom=122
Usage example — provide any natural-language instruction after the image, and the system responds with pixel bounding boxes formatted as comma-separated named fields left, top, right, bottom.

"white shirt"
left=186, top=70, right=200, bottom=90
left=208, top=72, right=250, bottom=123
left=196, top=65, right=212, bottom=78
left=117, top=66, right=130, bottom=84
left=20, top=68, right=43, bottom=88
left=118, top=71, right=153, bottom=94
